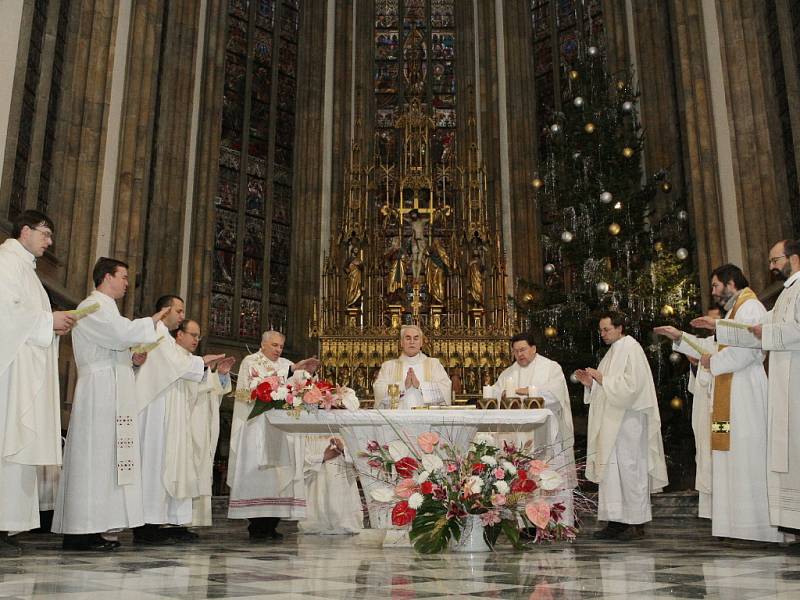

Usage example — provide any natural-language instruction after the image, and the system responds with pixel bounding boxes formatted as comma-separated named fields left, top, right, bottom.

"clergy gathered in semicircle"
left=3, top=208, right=800, bottom=556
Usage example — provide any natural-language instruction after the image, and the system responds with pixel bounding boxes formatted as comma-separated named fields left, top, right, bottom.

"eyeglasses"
left=182, top=332, right=202, bottom=340
left=33, top=228, right=53, bottom=240
left=769, top=255, right=787, bottom=265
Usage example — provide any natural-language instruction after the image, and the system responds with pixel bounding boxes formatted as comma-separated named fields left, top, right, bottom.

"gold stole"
left=392, top=357, right=432, bottom=384
left=711, top=287, right=757, bottom=451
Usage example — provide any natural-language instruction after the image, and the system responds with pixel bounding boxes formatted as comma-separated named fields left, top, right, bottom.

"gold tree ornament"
left=660, top=304, right=675, bottom=317
left=654, top=241, right=665, bottom=252
left=584, top=122, right=595, bottom=134
left=622, top=147, right=634, bottom=158
left=660, top=182, right=672, bottom=193
left=670, top=396, right=683, bottom=410
left=569, top=70, right=579, bottom=80
left=616, top=80, right=625, bottom=90
left=521, top=292, right=535, bottom=304
left=531, top=177, right=543, bottom=189
left=544, top=326, right=558, bottom=338
left=608, top=222, right=621, bottom=235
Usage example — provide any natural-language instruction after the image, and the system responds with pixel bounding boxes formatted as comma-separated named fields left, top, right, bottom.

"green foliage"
left=408, top=498, right=461, bottom=554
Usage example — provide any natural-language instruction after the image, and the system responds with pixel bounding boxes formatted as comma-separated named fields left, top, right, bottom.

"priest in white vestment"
left=576, top=312, right=667, bottom=541
left=670, top=264, right=783, bottom=543
left=487, top=331, right=576, bottom=525
left=700, top=245, right=800, bottom=532
left=0, top=211, right=75, bottom=555
left=53, top=257, right=169, bottom=551
left=227, top=330, right=319, bottom=540
left=134, top=298, right=226, bottom=544
left=299, top=436, right=363, bottom=534
left=175, top=320, right=234, bottom=528
left=373, top=325, right=451, bottom=409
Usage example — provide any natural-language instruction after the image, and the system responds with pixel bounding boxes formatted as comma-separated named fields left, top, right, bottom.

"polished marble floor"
left=2, top=516, right=800, bottom=599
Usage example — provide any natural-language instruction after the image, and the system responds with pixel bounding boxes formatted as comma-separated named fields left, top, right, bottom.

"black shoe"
left=0, top=533, right=22, bottom=557
left=616, top=525, right=645, bottom=541
left=592, top=522, right=627, bottom=540
left=133, top=525, right=176, bottom=546
left=165, top=527, right=199, bottom=543
left=62, top=533, right=118, bottom=552
left=267, top=529, right=284, bottom=540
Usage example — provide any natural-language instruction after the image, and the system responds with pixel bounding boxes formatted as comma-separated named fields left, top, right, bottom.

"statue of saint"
left=344, top=236, right=363, bottom=308
left=467, top=230, right=486, bottom=307
left=384, top=235, right=405, bottom=302
left=426, top=237, right=451, bottom=305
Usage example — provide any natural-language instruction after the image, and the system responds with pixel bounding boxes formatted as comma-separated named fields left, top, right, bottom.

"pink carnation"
left=480, top=510, right=502, bottom=526
left=417, top=432, right=440, bottom=454
left=446, top=462, right=458, bottom=473
left=491, top=493, right=507, bottom=507
left=493, top=467, right=506, bottom=480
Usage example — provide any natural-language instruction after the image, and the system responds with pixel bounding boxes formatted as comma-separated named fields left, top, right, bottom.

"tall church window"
left=530, top=0, right=603, bottom=144
left=373, top=0, right=456, bottom=167
left=211, top=0, right=300, bottom=342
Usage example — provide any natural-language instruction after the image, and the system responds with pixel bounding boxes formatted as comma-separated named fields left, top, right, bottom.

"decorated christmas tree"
left=517, top=46, right=701, bottom=488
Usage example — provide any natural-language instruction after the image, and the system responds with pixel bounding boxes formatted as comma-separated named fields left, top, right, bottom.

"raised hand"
left=152, top=305, right=171, bottom=324
left=216, top=356, right=236, bottom=375
left=573, top=369, right=593, bottom=388
left=405, top=368, right=420, bottom=389
left=586, top=367, right=603, bottom=385
left=690, top=316, right=717, bottom=331
left=653, top=325, right=682, bottom=341
left=203, top=353, right=226, bottom=367
left=294, top=356, right=321, bottom=374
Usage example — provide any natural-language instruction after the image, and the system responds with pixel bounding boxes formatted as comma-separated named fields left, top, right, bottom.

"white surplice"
left=52, top=291, right=157, bottom=534
left=227, top=353, right=306, bottom=520
left=0, top=239, right=61, bottom=532
left=489, top=355, right=577, bottom=524
left=373, top=353, right=451, bottom=409
left=191, top=370, right=231, bottom=527
left=677, top=295, right=782, bottom=542
left=717, top=272, right=800, bottom=529
left=584, top=335, right=668, bottom=525
left=135, top=323, right=205, bottom=525
left=686, top=367, right=712, bottom=518
left=298, top=435, right=363, bottom=535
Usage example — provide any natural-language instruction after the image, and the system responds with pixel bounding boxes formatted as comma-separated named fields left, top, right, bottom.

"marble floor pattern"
left=2, top=516, right=800, bottom=599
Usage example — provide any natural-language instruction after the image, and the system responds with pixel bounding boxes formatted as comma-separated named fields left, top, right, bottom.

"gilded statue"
left=384, top=235, right=405, bottom=301
left=426, top=237, right=451, bottom=305
left=344, top=236, right=363, bottom=308
left=467, top=230, right=486, bottom=307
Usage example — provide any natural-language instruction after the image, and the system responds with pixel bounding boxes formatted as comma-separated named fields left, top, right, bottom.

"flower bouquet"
left=363, top=431, right=577, bottom=553
left=248, top=374, right=359, bottom=420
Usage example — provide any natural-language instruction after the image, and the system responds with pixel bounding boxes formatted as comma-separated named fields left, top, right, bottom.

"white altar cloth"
left=265, top=409, right=558, bottom=535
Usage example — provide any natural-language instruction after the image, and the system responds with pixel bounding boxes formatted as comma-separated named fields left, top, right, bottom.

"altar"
left=265, top=408, right=558, bottom=540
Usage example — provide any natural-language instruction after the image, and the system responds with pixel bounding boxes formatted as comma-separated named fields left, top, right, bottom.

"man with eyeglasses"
left=700, top=241, right=800, bottom=535
left=661, top=264, right=782, bottom=543
left=575, top=311, right=667, bottom=541
left=133, top=295, right=228, bottom=545
left=0, top=210, right=76, bottom=555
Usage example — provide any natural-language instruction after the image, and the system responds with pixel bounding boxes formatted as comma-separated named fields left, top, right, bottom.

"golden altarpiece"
left=309, top=82, right=516, bottom=405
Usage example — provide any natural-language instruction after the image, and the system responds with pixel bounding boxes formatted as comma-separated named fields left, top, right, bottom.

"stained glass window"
left=211, top=0, right=300, bottom=341
left=374, top=0, right=456, bottom=168
left=530, top=0, right=603, bottom=144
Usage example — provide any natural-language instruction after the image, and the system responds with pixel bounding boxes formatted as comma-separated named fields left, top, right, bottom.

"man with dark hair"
left=134, top=296, right=225, bottom=544
left=661, top=264, right=781, bottom=542
left=0, top=210, right=74, bottom=555
left=709, top=241, right=800, bottom=533
left=487, top=331, right=576, bottom=524
left=53, top=258, right=170, bottom=551
left=576, top=312, right=667, bottom=541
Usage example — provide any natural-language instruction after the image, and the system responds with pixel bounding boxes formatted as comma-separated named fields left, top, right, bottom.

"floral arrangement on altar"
left=364, top=432, right=577, bottom=553
left=248, top=373, right=360, bottom=420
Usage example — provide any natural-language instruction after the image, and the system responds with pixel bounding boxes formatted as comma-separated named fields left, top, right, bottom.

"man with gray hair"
left=373, top=324, right=451, bottom=408
left=227, top=331, right=319, bottom=540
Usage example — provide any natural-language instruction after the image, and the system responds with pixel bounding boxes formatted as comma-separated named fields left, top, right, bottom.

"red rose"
left=511, top=478, right=537, bottom=494
left=391, top=501, right=416, bottom=527
left=420, top=481, right=434, bottom=495
left=472, top=463, right=486, bottom=474
left=394, top=457, right=420, bottom=479
left=251, top=380, right=274, bottom=403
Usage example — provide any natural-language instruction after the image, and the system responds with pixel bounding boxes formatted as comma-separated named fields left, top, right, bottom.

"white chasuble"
left=0, top=239, right=61, bottom=532
left=584, top=336, right=667, bottom=525
left=227, top=352, right=306, bottom=520
left=686, top=367, right=712, bottom=519
left=373, top=353, right=451, bottom=409
left=135, top=324, right=205, bottom=525
left=52, top=291, right=157, bottom=534
left=191, top=371, right=231, bottom=527
left=679, top=298, right=782, bottom=542
left=299, top=435, right=363, bottom=534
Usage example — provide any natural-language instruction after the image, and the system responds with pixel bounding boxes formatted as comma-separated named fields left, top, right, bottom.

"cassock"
left=584, top=335, right=668, bottom=525
left=298, top=435, right=363, bottom=534
left=373, top=353, right=451, bottom=409
left=717, top=272, right=800, bottom=529
left=191, top=370, right=231, bottom=527
left=676, top=291, right=782, bottom=542
left=0, top=239, right=61, bottom=532
left=135, top=322, right=205, bottom=525
left=489, top=354, right=577, bottom=524
left=53, top=290, right=157, bottom=534
left=227, top=353, right=306, bottom=520
left=686, top=367, right=712, bottom=519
